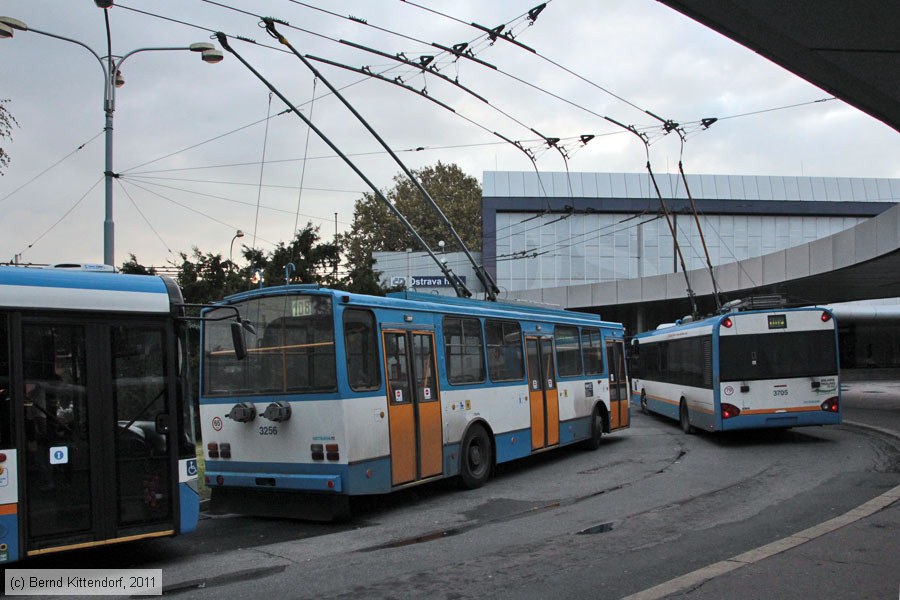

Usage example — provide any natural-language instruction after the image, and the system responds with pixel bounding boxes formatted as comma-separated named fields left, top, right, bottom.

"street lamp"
left=0, top=12, right=223, bottom=267
left=229, top=230, right=245, bottom=264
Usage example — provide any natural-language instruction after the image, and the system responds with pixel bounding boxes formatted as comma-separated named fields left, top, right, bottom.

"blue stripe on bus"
left=560, top=416, right=592, bottom=445
left=0, top=512, right=19, bottom=563
left=179, top=483, right=199, bottom=534
left=206, top=457, right=395, bottom=494
left=720, top=410, right=841, bottom=431
left=495, top=428, right=532, bottom=463
left=207, top=469, right=345, bottom=493
left=0, top=266, right=168, bottom=294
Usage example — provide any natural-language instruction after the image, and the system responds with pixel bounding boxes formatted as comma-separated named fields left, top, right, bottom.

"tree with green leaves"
left=121, top=222, right=339, bottom=305
left=0, top=99, right=19, bottom=176
left=339, top=161, right=481, bottom=294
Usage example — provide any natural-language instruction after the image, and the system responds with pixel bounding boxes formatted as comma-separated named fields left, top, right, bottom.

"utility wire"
left=253, top=92, right=275, bottom=252
left=116, top=178, right=173, bottom=256
left=117, top=176, right=353, bottom=225
left=122, top=178, right=278, bottom=246
left=17, top=177, right=102, bottom=259
left=0, top=131, right=103, bottom=206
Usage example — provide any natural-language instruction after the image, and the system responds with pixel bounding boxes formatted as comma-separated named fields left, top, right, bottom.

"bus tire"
left=458, top=424, right=492, bottom=489
left=581, top=406, right=604, bottom=450
left=679, top=399, right=694, bottom=434
left=640, top=390, right=649, bottom=415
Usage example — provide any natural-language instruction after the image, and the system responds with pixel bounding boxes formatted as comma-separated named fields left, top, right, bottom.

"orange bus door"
left=526, top=337, right=559, bottom=450
left=606, top=339, right=629, bottom=430
left=383, top=331, right=443, bottom=486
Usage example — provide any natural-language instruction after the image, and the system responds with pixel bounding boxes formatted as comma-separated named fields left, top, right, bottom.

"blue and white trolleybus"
left=199, top=286, right=631, bottom=518
left=630, top=306, right=840, bottom=433
left=0, top=265, right=200, bottom=563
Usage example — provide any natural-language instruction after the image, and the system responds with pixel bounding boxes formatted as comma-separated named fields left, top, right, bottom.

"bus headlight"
left=262, top=401, right=292, bottom=422
left=227, top=402, right=257, bottom=423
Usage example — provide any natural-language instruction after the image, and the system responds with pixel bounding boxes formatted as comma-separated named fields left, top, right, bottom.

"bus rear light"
left=821, top=311, right=832, bottom=322
left=821, top=397, right=839, bottom=412
left=326, top=444, right=340, bottom=461
left=216, top=475, right=224, bottom=486
left=207, top=442, right=220, bottom=459
left=204, top=475, right=210, bottom=485
left=311, top=444, right=325, bottom=461
left=219, top=443, right=232, bottom=459
left=722, top=317, right=733, bottom=328
left=327, top=480, right=335, bottom=489
left=0, top=453, right=6, bottom=462
left=721, top=403, right=741, bottom=419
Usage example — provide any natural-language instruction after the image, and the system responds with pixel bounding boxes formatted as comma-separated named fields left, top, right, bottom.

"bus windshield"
left=203, top=295, right=336, bottom=396
left=719, top=330, right=838, bottom=382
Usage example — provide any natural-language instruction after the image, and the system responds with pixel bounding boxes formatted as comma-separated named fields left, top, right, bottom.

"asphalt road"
left=12, top=385, right=900, bottom=599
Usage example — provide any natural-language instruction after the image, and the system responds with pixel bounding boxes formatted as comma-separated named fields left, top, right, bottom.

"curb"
left=620, top=419, right=900, bottom=600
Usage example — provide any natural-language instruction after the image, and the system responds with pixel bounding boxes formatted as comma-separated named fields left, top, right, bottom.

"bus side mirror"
left=231, top=321, right=247, bottom=361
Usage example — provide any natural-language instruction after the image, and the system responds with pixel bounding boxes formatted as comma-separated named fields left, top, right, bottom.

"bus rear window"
left=204, top=295, right=336, bottom=395
left=719, top=330, right=838, bottom=381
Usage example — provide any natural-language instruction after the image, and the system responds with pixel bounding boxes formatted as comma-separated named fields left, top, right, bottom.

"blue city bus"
left=0, top=265, right=199, bottom=563
left=630, top=307, right=841, bottom=433
left=199, top=286, right=630, bottom=519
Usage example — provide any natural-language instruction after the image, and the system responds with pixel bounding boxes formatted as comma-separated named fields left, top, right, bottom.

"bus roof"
left=634, top=306, right=832, bottom=340
left=0, top=266, right=179, bottom=314
left=217, top=285, right=622, bottom=329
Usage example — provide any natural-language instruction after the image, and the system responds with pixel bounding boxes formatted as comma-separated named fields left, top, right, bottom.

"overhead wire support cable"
left=603, top=116, right=699, bottom=319
left=673, top=125, right=723, bottom=312
left=215, top=29, right=472, bottom=299
left=261, top=18, right=499, bottom=300
left=335, top=39, right=490, bottom=103
left=304, top=55, right=458, bottom=112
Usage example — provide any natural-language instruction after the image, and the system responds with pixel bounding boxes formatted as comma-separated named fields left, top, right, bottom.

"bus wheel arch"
left=581, top=402, right=607, bottom=450
left=458, top=421, right=494, bottom=489
left=679, top=398, right=694, bottom=434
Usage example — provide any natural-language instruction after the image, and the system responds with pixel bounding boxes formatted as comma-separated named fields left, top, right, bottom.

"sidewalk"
left=624, top=380, right=900, bottom=600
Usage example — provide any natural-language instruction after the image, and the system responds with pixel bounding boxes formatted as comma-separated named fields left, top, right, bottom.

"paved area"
left=624, top=378, right=900, bottom=600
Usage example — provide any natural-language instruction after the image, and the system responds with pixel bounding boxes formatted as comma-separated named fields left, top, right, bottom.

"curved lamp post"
left=0, top=11, right=223, bottom=267
left=229, top=229, right=245, bottom=264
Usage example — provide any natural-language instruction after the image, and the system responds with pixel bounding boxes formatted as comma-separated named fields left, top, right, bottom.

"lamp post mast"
left=0, top=11, right=223, bottom=267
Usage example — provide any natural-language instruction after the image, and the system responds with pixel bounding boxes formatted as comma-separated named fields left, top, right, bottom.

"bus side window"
left=443, top=317, right=486, bottom=385
left=582, top=328, right=604, bottom=374
left=342, top=309, right=380, bottom=392
left=485, top=319, right=525, bottom=382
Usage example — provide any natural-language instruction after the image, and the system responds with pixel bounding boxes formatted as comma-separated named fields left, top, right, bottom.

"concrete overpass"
left=506, top=202, right=900, bottom=331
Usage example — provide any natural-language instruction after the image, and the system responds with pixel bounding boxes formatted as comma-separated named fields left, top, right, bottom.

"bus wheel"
left=679, top=399, right=694, bottom=434
left=581, top=406, right=604, bottom=450
left=458, top=425, right=492, bottom=489
left=640, top=390, right=649, bottom=415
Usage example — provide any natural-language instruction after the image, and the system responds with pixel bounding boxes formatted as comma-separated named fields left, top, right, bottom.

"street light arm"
left=25, top=26, right=107, bottom=75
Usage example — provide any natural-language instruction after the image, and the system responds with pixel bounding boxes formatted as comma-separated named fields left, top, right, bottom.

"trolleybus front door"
left=526, top=337, right=559, bottom=450
left=20, top=320, right=176, bottom=555
left=383, top=331, right=443, bottom=486
left=606, top=339, right=630, bottom=430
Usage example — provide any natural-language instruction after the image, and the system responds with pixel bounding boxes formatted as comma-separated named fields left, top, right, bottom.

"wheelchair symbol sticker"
left=186, top=459, right=198, bottom=477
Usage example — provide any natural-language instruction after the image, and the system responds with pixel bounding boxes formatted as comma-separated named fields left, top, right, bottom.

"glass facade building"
left=484, top=172, right=899, bottom=292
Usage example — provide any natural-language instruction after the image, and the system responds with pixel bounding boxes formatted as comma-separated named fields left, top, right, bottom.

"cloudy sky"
left=2, top=0, right=898, bottom=269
